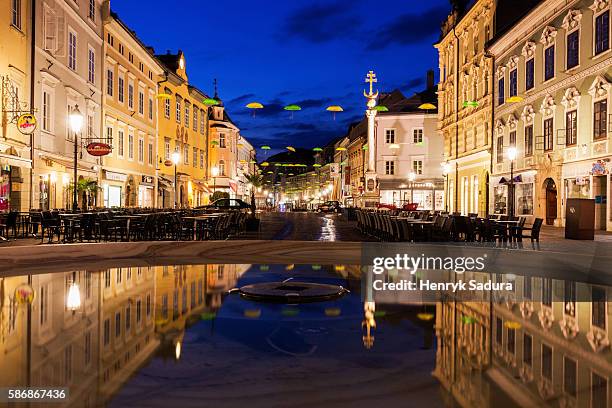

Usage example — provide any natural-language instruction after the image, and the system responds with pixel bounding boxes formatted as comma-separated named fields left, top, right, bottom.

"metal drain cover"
left=239, top=281, right=347, bottom=303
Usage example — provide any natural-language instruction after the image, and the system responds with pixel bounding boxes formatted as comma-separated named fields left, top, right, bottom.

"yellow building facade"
left=101, top=12, right=164, bottom=208
left=0, top=0, right=32, bottom=211
left=156, top=51, right=209, bottom=208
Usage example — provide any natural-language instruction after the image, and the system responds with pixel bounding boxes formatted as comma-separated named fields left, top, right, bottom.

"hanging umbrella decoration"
left=374, top=105, right=389, bottom=112
left=326, top=105, right=343, bottom=121
left=203, top=97, right=220, bottom=106
left=286, top=146, right=296, bottom=152
left=283, top=104, right=302, bottom=119
left=246, top=102, right=264, bottom=117
left=312, top=147, right=323, bottom=152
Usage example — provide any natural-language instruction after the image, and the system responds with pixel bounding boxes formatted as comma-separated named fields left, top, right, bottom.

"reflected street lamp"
left=211, top=166, right=219, bottom=195
left=507, top=146, right=518, bottom=218
left=68, top=105, right=83, bottom=212
left=171, top=151, right=181, bottom=209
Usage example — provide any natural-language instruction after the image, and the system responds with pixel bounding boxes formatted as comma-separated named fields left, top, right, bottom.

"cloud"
left=228, top=93, right=256, bottom=105
left=279, top=0, right=362, bottom=43
left=366, top=5, right=448, bottom=50
left=293, top=97, right=332, bottom=109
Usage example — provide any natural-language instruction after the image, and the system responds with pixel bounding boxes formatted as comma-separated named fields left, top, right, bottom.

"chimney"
left=427, top=70, right=435, bottom=89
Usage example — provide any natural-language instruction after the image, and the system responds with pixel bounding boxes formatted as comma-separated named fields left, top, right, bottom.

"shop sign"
left=105, top=170, right=127, bottom=182
left=141, top=175, right=154, bottom=185
left=164, top=160, right=173, bottom=167
left=590, top=160, right=609, bottom=176
left=16, top=113, right=37, bottom=135
left=14, top=283, right=35, bottom=305
left=86, top=142, right=112, bottom=156
left=330, top=163, right=340, bottom=178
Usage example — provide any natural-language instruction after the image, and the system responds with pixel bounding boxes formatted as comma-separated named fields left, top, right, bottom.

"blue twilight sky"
left=112, top=0, right=450, bottom=151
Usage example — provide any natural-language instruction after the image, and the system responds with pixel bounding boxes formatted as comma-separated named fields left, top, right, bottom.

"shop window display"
left=494, top=185, right=508, bottom=214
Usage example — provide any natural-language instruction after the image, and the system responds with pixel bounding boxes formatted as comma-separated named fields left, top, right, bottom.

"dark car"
left=317, top=200, right=341, bottom=213
left=200, top=198, right=251, bottom=211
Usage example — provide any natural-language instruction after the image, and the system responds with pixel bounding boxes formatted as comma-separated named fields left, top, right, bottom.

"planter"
left=246, top=217, right=260, bottom=231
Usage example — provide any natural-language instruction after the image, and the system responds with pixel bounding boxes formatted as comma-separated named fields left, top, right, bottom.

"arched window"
left=219, top=160, right=225, bottom=176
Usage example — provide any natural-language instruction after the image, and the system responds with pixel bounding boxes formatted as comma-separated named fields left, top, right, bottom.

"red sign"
left=164, top=160, right=173, bottom=167
left=86, top=142, right=112, bottom=156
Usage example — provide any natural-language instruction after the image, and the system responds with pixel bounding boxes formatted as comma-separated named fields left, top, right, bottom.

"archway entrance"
left=543, top=178, right=557, bottom=225
left=179, top=185, right=185, bottom=208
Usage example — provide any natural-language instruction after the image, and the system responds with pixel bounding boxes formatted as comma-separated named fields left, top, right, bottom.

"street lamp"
left=507, top=146, right=518, bottom=218
left=171, top=151, right=181, bottom=209
left=441, top=162, right=451, bottom=212
left=68, top=105, right=83, bottom=212
left=211, top=166, right=219, bottom=194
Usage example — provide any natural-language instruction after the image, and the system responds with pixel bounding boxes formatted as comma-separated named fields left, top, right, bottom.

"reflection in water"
left=434, top=272, right=612, bottom=408
left=0, top=264, right=439, bottom=407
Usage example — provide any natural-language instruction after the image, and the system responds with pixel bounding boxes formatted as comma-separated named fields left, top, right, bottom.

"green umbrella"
left=203, top=98, right=219, bottom=106
left=313, top=147, right=323, bottom=152
left=374, top=105, right=389, bottom=112
left=261, top=145, right=271, bottom=150
left=284, top=104, right=302, bottom=119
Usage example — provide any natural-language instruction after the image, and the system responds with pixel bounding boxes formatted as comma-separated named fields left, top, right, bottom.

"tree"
left=67, top=178, right=100, bottom=210
left=245, top=174, right=263, bottom=218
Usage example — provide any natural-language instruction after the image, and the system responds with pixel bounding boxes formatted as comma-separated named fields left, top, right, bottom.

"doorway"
left=544, top=178, right=557, bottom=225
left=593, top=175, right=607, bottom=230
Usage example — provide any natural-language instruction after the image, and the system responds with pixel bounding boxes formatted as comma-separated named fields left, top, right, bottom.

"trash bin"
left=565, top=198, right=595, bottom=240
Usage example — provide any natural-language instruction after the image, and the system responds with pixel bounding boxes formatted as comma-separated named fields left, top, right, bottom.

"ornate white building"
left=490, top=0, right=612, bottom=229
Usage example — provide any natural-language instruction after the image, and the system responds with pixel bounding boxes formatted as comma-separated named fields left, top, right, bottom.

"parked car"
left=198, top=198, right=251, bottom=211
left=317, top=201, right=341, bottom=213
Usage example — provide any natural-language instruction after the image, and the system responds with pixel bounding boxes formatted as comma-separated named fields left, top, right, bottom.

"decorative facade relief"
left=561, top=9, right=582, bottom=31
left=587, top=326, right=610, bottom=352
left=540, top=26, right=558, bottom=47
left=521, top=41, right=537, bottom=59
left=561, top=86, right=581, bottom=109
left=521, top=105, right=535, bottom=124
left=507, top=114, right=518, bottom=130
left=559, top=315, right=579, bottom=339
left=519, top=301, right=534, bottom=318
left=588, top=75, right=611, bottom=99
left=506, top=55, right=519, bottom=70
left=590, top=0, right=610, bottom=14
left=540, top=94, right=556, bottom=117
left=538, top=306, right=554, bottom=330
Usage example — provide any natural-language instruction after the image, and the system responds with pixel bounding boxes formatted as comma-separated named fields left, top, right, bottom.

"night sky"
left=113, top=0, right=450, bottom=152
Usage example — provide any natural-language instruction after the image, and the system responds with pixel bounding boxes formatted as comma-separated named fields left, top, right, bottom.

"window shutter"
left=55, top=12, right=66, bottom=57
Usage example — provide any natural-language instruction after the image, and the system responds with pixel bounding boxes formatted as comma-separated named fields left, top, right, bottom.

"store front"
left=379, top=180, right=445, bottom=210
left=491, top=171, right=536, bottom=220
left=138, top=175, right=155, bottom=208
left=102, top=170, right=127, bottom=208
left=0, top=151, right=32, bottom=211
left=562, top=159, right=610, bottom=230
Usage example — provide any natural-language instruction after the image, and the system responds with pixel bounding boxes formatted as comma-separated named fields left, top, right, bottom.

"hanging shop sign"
left=86, top=142, right=112, bottom=157
left=164, top=160, right=173, bottom=167
left=141, top=175, right=154, bottom=185
left=16, top=113, right=37, bottom=135
left=330, top=163, right=340, bottom=178
left=14, top=283, right=35, bottom=305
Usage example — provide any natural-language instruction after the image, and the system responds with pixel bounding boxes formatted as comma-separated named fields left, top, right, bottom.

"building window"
left=592, top=372, right=608, bottom=408
left=193, top=109, right=198, bottom=131
left=595, top=10, right=610, bottom=55
left=413, top=160, right=423, bottom=175
left=385, top=129, right=395, bottom=144
left=592, top=286, right=607, bottom=329
left=567, top=30, right=579, bottom=69
left=118, top=76, right=124, bottom=103
left=164, top=98, right=170, bottom=118
left=385, top=161, right=395, bottom=175
left=507, top=327, right=515, bottom=354
left=87, top=114, right=94, bottom=138
left=128, top=82, right=134, bottom=110
left=88, top=48, right=95, bottom=83
left=68, top=31, right=77, bottom=71
left=119, top=43, right=124, bottom=55
left=125, top=304, right=131, bottom=331
left=413, top=128, right=423, bottom=144
left=138, top=91, right=144, bottom=115
left=183, top=145, right=189, bottom=165
left=200, top=109, right=205, bottom=133
left=564, top=357, right=577, bottom=397
left=176, top=99, right=181, bottom=123
left=128, top=133, right=134, bottom=159
left=496, top=135, right=503, bottom=163
left=42, top=90, right=52, bottom=131
left=495, top=317, right=502, bottom=345
left=525, top=125, right=533, bottom=156
left=542, top=278, right=553, bottom=306
left=11, top=0, right=21, bottom=29
left=523, top=333, right=532, bottom=366
left=185, top=103, right=190, bottom=127
left=164, top=139, right=170, bottom=160
left=509, top=69, right=517, bottom=97
left=498, top=77, right=505, bottom=106
left=193, top=147, right=197, bottom=168
left=544, top=46, right=555, bottom=81
left=138, top=138, right=144, bottom=163
left=107, top=69, right=113, bottom=96
left=564, top=281, right=576, bottom=317
left=88, top=0, right=95, bottom=20
left=525, top=59, right=534, bottom=90
left=219, top=160, right=225, bottom=176
left=136, top=300, right=142, bottom=324
left=148, top=97, right=153, bottom=120
left=103, top=319, right=110, bottom=346
left=219, top=133, right=226, bottom=148
left=115, top=312, right=121, bottom=338
left=105, top=127, right=113, bottom=148
left=509, top=130, right=516, bottom=147
left=541, top=343, right=552, bottom=380
left=544, top=118, right=554, bottom=151
left=118, top=130, right=124, bottom=157
left=594, top=100, right=608, bottom=140
left=566, top=110, right=577, bottom=146
left=200, top=151, right=204, bottom=169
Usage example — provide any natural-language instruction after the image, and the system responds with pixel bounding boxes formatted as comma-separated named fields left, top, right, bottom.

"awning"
left=0, top=153, right=32, bottom=169
left=158, top=175, right=173, bottom=189
left=40, top=155, right=96, bottom=173
left=229, top=180, right=238, bottom=193
left=193, top=180, right=211, bottom=193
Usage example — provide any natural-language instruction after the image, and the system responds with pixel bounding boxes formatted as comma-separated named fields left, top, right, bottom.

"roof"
left=156, top=51, right=182, bottom=73
left=489, top=0, right=544, bottom=45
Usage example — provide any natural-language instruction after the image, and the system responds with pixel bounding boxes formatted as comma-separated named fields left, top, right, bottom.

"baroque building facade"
left=490, top=0, right=612, bottom=230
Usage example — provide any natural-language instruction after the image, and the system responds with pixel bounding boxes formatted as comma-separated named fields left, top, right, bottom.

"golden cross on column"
left=365, top=71, right=378, bottom=96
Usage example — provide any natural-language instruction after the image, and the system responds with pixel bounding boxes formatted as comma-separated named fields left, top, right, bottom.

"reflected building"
left=434, top=273, right=612, bottom=407
left=0, top=276, right=29, bottom=388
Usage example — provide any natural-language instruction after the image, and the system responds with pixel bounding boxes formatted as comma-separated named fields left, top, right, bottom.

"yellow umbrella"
left=326, top=105, right=344, bottom=120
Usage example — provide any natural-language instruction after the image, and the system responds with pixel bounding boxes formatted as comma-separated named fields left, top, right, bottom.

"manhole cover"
left=239, top=281, right=347, bottom=303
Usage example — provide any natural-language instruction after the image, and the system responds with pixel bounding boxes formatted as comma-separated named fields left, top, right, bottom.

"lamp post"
left=68, top=105, right=83, bottom=212
left=211, top=166, right=219, bottom=195
left=441, top=162, right=451, bottom=212
left=171, top=151, right=180, bottom=209
left=507, top=146, right=518, bottom=218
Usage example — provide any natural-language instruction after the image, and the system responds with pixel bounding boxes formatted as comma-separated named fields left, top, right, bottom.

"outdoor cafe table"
left=396, top=218, right=435, bottom=241
left=181, top=214, right=223, bottom=240
left=58, top=213, right=85, bottom=242
left=113, top=215, right=144, bottom=241
left=494, top=220, right=521, bottom=240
